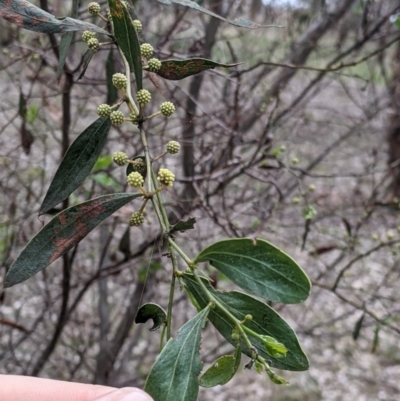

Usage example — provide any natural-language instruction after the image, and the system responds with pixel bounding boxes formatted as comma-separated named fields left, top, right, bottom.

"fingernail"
left=93, top=388, right=154, bottom=401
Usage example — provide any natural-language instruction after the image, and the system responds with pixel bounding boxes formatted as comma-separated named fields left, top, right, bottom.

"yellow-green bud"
left=110, top=110, right=125, bottom=126
left=87, top=38, right=100, bottom=52
left=136, top=89, right=151, bottom=106
left=129, top=211, right=144, bottom=226
left=88, top=2, right=101, bottom=15
left=148, top=58, right=162, bottom=72
left=112, top=73, right=128, bottom=90
left=113, top=152, right=129, bottom=166
left=97, top=104, right=112, bottom=118
left=133, top=19, right=142, bottom=32
left=160, top=101, right=175, bottom=117
left=140, top=43, right=153, bottom=59
left=127, top=171, right=144, bottom=188
left=157, top=168, right=175, bottom=187
left=82, top=31, right=96, bottom=43
left=291, top=157, right=299, bottom=165
left=166, top=140, right=180, bottom=154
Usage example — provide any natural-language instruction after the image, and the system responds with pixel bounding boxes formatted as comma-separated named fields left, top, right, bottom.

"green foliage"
left=144, top=307, right=211, bottom=401
left=135, top=303, right=167, bottom=331
left=194, top=238, right=311, bottom=304
left=40, top=118, right=111, bottom=214
left=4, top=194, right=140, bottom=288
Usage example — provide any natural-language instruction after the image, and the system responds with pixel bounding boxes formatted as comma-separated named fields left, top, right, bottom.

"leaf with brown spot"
left=0, top=0, right=110, bottom=35
left=4, top=193, right=140, bottom=288
left=155, top=58, right=240, bottom=81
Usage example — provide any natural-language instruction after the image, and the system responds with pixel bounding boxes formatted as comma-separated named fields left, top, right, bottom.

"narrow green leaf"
left=144, top=306, right=210, bottom=401
left=156, top=58, right=239, bottom=80
left=56, top=32, right=73, bottom=79
left=352, top=313, right=365, bottom=341
left=170, top=217, right=196, bottom=234
left=155, top=0, right=281, bottom=29
left=78, top=49, right=95, bottom=80
left=194, top=238, right=311, bottom=304
left=0, top=0, right=109, bottom=35
left=135, top=303, right=166, bottom=331
left=5, top=193, right=140, bottom=287
left=182, top=274, right=309, bottom=371
left=199, top=344, right=241, bottom=388
left=40, top=118, right=112, bottom=214
left=108, top=0, right=142, bottom=90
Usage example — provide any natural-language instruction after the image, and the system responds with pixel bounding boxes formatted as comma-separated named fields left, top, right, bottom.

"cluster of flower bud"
left=130, top=212, right=144, bottom=226
left=88, top=2, right=101, bottom=15
left=157, top=168, right=175, bottom=187
left=137, top=89, right=151, bottom=106
left=160, top=101, right=175, bottom=117
left=127, top=171, right=144, bottom=188
left=113, top=151, right=129, bottom=166
left=112, top=73, right=127, bottom=90
left=166, top=141, right=180, bottom=154
left=140, top=43, right=153, bottom=59
left=110, top=110, right=125, bottom=126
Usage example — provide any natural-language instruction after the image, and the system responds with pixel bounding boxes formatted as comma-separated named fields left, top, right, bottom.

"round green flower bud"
left=88, top=2, right=101, bottom=15
left=82, top=31, right=96, bottom=43
left=110, top=110, right=125, bottom=126
left=291, top=157, right=299, bottom=165
left=97, top=104, right=112, bottom=118
left=157, top=168, right=175, bottom=187
left=87, top=38, right=100, bottom=52
left=244, top=314, right=253, bottom=322
left=166, top=140, right=180, bottom=154
left=133, top=19, right=142, bottom=32
left=140, top=43, right=153, bottom=59
left=127, top=171, right=144, bottom=188
left=160, top=101, right=175, bottom=117
left=136, top=89, right=151, bottom=106
left=371, top=234, right=379, bottom=241
left=129, top=211, right=144, bottom=226
left=231, top=333, right=240, bottom=341
left=148, top=58, right=162, bottom=72
left=113, top=151, right=129, bottom=166
left=308, top=184, right=315, bottom=192
left=112, top=73, right=128, bottom=90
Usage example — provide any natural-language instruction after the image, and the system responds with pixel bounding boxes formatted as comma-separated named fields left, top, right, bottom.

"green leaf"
left=56, top=32, right=73, bottom=80
left=93, top=155, right=113, bottom=171
left=40, top=117, right=112, bottom=214
left=78, top=49, right=95, bottom=80
left=194, top=238, right=311, bottom=304
left=155, top=58, right=239, bottom=80
left=352, top=313, right=365, bottom=341
left=170, top=217, right=196, bottom=234
left=155, top=0, right=280, bottom=29
left=199, top=344, right=241, bottom=388
left=108, top=0, right=142, bottom=91
left=4, top=193, right=140, bottom=287
left=182, top=274, right=309, bottom=371
left=135, top=303, right=166, bottom=331
left=144, top=306, right=210, bottom=401
left=0, top=0, right=109, bottom=35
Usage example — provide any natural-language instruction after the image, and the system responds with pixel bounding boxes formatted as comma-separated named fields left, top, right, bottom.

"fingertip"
left=92, top=387, right=154, bottom=401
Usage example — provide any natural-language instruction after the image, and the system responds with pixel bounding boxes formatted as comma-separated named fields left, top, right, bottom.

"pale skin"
left=0, top=375, right=153, bottom=401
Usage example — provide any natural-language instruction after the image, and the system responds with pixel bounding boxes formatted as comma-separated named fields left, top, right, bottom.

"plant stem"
left=168, top=238, right=192, bottom=266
